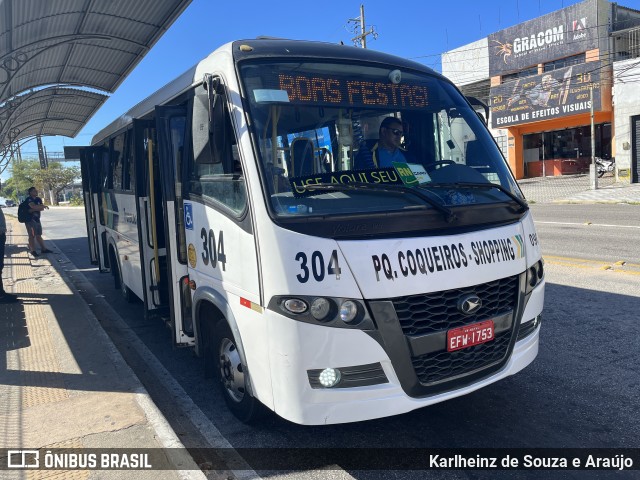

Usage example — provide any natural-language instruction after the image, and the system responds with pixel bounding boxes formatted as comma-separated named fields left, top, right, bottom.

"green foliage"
left=68, top=194, right=84, bottom=206
left=0, top=177, right=17, bottom=200
left=6, top=160, right=80, bottom=205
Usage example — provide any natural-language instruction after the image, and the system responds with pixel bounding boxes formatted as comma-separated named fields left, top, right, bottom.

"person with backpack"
left=23, top=187, right=52, bottom=257
left=0, top=206, right=19, bottom=303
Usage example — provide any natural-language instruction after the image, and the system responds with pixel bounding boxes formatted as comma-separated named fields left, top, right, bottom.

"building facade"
left=442, top=0, right=640, bottom=182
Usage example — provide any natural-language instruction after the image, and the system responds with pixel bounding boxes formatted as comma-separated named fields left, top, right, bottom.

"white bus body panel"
left=255, top=217, right=541, bottom=424
left=185, top=200, right=275, bottom=407
left=184, top=201, right=260, bottom=303
left=106, top=192, right=144, bottom=301
left=260, top=221, right=528, bottom=300
left=338, top=223, right=528, bottom=299
left=266, top=305, right=540, bottom=425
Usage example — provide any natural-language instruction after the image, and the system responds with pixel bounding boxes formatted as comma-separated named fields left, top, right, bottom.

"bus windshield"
left=239, top=61, right=524, bottom=218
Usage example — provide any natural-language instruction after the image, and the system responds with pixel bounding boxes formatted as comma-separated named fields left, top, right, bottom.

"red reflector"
left=183, top=277, right=190, bottom=285
left=240, top=297, right=251, bottom=308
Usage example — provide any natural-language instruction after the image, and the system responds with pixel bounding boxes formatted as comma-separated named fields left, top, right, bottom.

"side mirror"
left=466, top=96, right=489, bottom=125
left=204, top=75, right=227, bottom=165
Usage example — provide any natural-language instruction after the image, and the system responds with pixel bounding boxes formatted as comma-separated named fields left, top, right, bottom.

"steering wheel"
left=426, top=160, right=456, bottom=172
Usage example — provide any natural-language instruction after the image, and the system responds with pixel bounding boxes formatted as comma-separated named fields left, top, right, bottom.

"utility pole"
left=349, top=4, right=377, bottom=48
left=590, top=84, right=597, bottom=190
left=36, top=135, right=48, bottom=169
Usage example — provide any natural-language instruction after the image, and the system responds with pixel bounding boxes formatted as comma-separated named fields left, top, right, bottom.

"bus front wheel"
left=204, top=319, right=263, bottom=423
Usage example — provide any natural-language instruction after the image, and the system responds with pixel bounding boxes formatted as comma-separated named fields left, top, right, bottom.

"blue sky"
left=4, top=0, right=588, bottom=180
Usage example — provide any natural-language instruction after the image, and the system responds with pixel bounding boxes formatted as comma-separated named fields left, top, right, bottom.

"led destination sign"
left=265, top=73, right=431, bottom=109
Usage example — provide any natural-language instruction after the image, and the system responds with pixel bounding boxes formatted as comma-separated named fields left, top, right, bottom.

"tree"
left=6, top=160, right=39, bottom=199
left=36, top=162, right=81, bottom=205
left=8, top=160, right=80, bottom=205
left=0, top=177, right=17, bottom=200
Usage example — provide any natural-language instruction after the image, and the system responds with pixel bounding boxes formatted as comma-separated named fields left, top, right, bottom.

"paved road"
left=530, top=204, right=640, bottom=264
left=16, top=205, right=640, bottom=480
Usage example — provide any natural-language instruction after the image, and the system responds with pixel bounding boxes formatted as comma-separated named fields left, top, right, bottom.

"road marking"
left=536, top=221, right=640, bottom=229
left=544, top=255, right=640, bottom=275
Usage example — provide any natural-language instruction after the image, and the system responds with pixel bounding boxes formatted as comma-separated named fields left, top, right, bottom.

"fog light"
left=339, top=300, right=358, bottom=323
left=318, top=368, right=341, bottom=387
left=283, top=298, right=307, bottom=314
left=310, top=298, right=331, bottom=321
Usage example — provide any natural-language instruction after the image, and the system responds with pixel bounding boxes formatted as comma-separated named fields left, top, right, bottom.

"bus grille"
left=391, top=275, right=519, bottom=386
left=393, top=276, right=519, bottom=337
left=412, top=331, right=511, bottom=384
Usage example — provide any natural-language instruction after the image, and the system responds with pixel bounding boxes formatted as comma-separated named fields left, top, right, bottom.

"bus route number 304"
left=295, top=250, right=342, bottom=283
left=200, top=228, right=227, bottom=271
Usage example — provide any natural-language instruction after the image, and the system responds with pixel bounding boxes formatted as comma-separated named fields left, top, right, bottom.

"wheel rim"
left=219, top=337, right=245, bottom=403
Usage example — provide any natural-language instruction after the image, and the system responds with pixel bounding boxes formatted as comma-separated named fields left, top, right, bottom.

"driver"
left=355, top=117, right=412, bottom=169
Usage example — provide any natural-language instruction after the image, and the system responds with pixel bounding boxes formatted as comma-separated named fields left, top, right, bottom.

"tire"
left=202, top=318, right=263, bottom=423
left=111, top=249, right=135, bottom=303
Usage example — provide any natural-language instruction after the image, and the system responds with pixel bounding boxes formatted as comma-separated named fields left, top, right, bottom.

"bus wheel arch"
left=195, top=297, right=264, bottom=423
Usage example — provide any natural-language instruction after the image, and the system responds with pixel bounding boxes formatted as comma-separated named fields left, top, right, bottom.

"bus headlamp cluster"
left=526, top=259, right=544, bottom=294
left=273, top=295, right=372, bottom=329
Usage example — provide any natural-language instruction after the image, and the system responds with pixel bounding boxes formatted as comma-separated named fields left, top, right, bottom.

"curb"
left=5, top=216, right=208, bottom=479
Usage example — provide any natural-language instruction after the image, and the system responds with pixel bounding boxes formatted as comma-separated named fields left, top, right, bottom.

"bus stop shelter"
left=0, top=0, right=192, bottom=173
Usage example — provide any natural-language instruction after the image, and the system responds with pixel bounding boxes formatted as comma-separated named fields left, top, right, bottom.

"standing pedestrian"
left=24, top=186, right=52, bottom=257
left=0, top=206, right=19, bottom=303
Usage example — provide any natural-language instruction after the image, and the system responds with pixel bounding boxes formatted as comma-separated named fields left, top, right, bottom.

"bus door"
left=153, top=106, right=193, bottom=345
left=79, top=146, right=108, bottom=271
left=133, top=119, right=170, bottom=321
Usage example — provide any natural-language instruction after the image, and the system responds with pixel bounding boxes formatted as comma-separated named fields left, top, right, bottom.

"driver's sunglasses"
left=387, top=127, right=404, bottom=137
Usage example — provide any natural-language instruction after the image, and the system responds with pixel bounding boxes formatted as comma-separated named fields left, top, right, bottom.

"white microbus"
left=79, top=39, right=544, bottom=425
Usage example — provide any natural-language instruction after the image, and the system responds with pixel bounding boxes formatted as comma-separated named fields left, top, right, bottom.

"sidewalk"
left=518, top=174, right=640, bottom=204
left=0, top=215, right=207, bottom=479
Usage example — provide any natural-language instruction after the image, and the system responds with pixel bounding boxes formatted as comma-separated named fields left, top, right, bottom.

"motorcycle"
left=596, top=157, right=615, bottom=178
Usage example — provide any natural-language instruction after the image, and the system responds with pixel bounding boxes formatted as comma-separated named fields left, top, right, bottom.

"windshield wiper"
left=302, top=182, right=457, bottom=223
left=424, top=182, right=529, bottom=213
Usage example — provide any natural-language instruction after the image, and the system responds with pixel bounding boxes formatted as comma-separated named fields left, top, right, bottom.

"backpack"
left=17, top=200, right=31, bottom=223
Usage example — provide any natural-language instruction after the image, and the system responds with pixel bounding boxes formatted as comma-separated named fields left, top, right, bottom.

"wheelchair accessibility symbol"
left=184, top=204, right=193, bottom=230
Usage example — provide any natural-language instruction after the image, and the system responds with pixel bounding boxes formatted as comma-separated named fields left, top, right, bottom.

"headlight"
left=339, top=300, right=359, bottom=324
left=310, top=298, right=332, bottom=321
left=269, top=296, right=373, bottom=330
left=526, top=259, right=544, bottom=294
left=282, top=298, right=308, bottom=314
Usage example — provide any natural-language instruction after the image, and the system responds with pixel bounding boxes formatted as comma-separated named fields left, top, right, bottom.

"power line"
left=347, top=4, right=377, bottom=49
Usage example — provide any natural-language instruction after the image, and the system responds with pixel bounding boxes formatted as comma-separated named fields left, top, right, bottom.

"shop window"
left=501, top=66, right=538, bottom=84
left=543, top=53, right=585, bottom=72
left=523, top=124, right=612, bottom=177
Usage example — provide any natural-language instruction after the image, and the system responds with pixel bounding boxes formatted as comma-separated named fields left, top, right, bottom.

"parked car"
left=4, top=199, right=16, bottom=207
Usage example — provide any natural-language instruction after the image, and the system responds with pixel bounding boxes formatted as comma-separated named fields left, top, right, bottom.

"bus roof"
left=92, top=38, right=442, bottom=145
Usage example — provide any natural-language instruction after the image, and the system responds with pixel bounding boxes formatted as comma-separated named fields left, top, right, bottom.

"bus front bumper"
left=265, top=311, right=540, bottom=426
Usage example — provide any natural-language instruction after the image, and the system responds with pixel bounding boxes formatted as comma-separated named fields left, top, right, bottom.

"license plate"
left=447, top=320, right=495, bottom=352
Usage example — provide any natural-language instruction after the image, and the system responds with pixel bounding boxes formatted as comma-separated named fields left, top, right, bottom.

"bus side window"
left=189, top=86, right=247, bottom=215
left=111, top=134, right=125, bottom=190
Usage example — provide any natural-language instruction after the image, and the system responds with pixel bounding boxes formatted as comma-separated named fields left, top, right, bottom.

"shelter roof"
left=0, top=87, right=108, bottom=148
left=0, top=0, right=191, bottom=158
